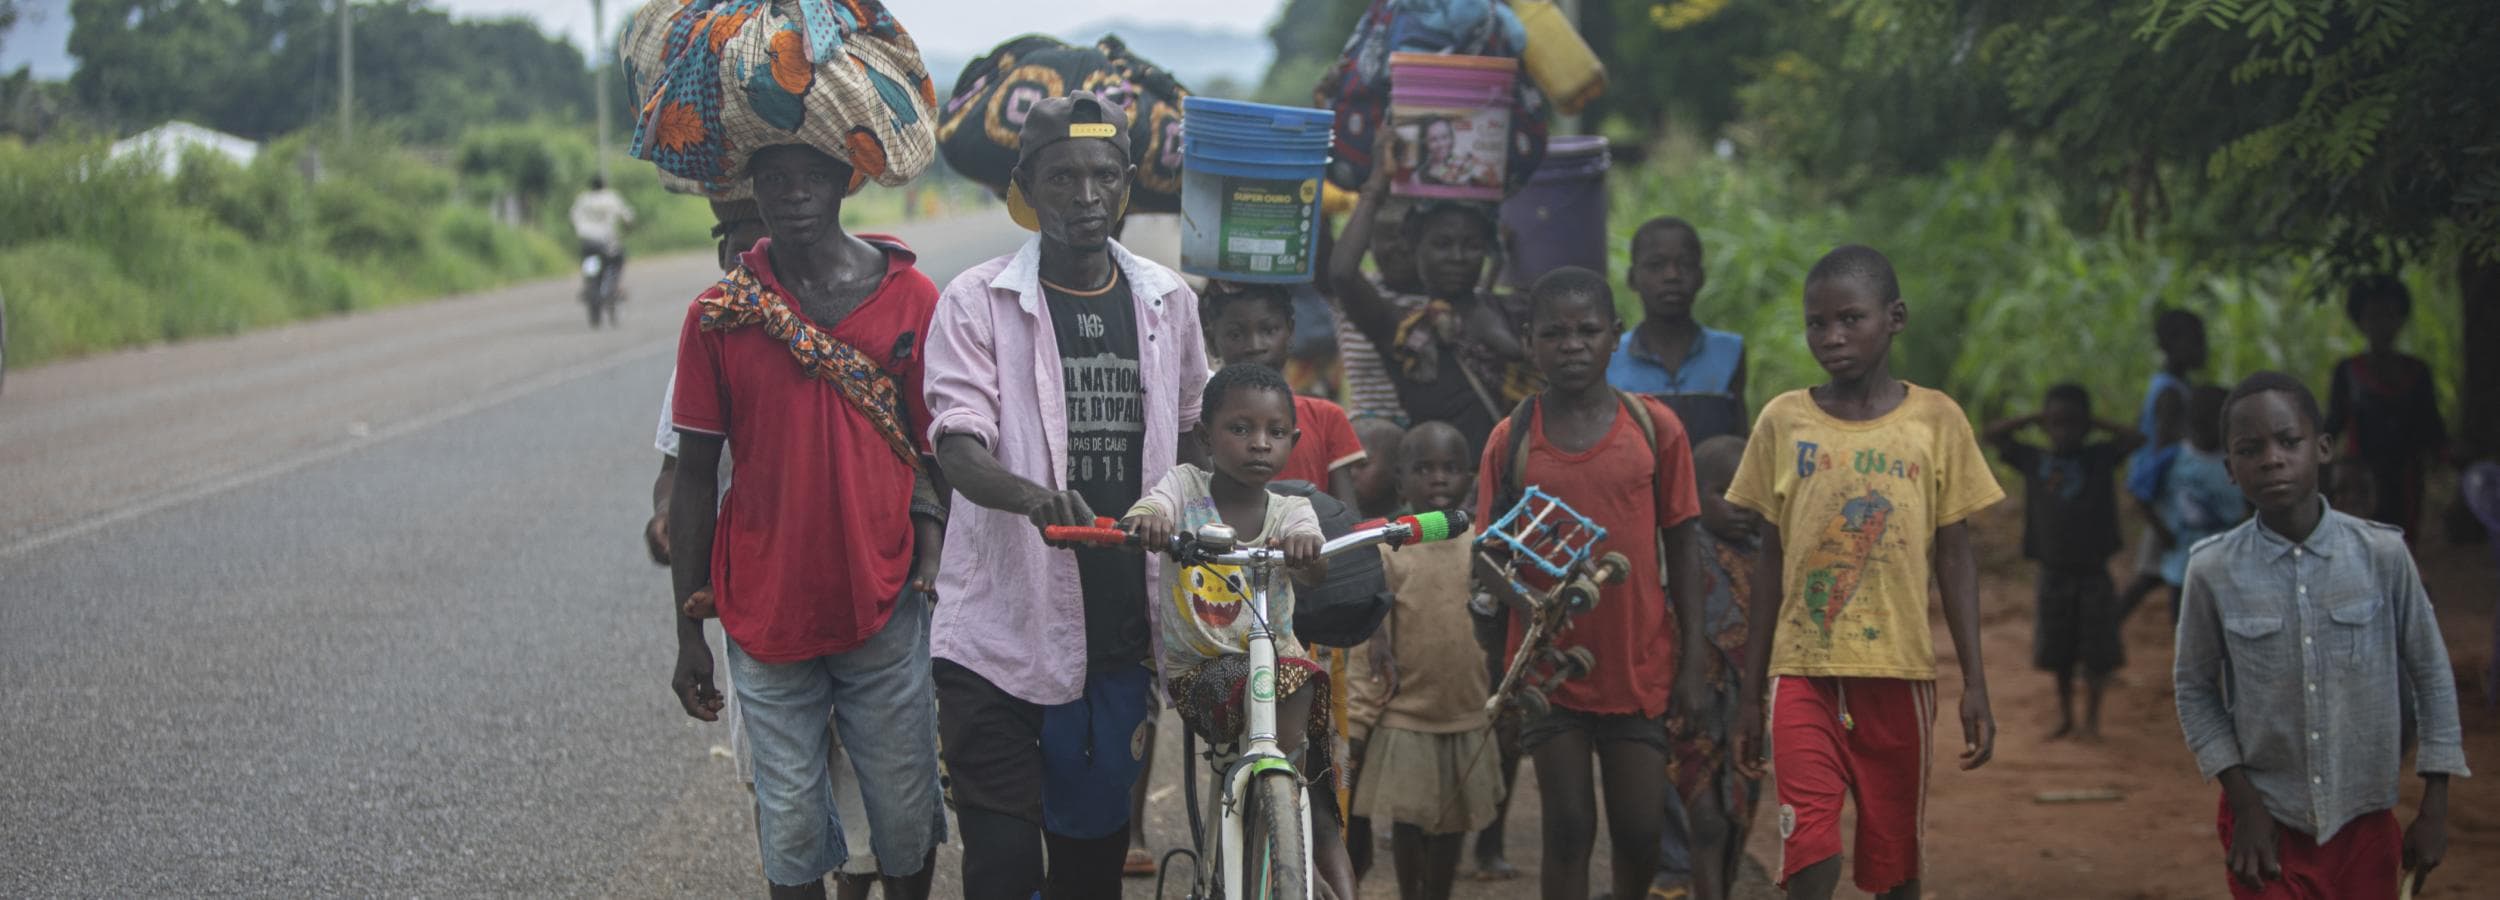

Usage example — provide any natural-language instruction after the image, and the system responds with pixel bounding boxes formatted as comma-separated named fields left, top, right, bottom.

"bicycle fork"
left=1218, top=569, right=1315, bottom=899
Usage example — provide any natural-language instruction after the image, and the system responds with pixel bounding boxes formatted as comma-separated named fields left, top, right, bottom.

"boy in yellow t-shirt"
left=1724, top=246, right=2004, bottom=900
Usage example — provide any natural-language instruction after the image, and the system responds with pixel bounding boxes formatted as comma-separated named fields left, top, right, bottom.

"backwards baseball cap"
left=1007, top=90, right=1134, bottom=231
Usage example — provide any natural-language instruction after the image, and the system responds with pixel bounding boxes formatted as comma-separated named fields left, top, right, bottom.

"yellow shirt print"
left=1727, top=386, right=2003, bottom=680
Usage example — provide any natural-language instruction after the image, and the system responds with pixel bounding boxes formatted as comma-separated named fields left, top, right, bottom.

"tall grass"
left=1606, top=144, right=2464, bottom=425
left=0, top=127, right=724, bottom=367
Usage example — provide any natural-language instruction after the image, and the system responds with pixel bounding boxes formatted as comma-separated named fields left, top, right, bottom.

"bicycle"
left=579, top=246, right=623, bottom=328
left=1045, top=509, right=1471, bottom=900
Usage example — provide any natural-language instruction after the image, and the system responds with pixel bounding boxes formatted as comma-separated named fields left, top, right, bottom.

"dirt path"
left=1729, top=502, right=2499, bottom=900
left=1126, top=499, right=2498, bottom=900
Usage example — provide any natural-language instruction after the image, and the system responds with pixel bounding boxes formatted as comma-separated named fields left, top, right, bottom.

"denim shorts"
left=726, top=588, right=946, bottom=886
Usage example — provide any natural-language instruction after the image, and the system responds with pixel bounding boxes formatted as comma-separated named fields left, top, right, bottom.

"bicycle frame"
left=1060, top=513, right=1461, bottom=900
left=1211, top=543, right=1311, bottom=900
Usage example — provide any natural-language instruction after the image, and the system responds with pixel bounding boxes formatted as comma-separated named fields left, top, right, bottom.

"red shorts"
left=2215, top=794, right=2400, bottom=900
left=1770, top=676, right=1936, bottom=893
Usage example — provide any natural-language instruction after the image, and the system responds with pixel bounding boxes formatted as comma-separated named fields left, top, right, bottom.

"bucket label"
left=1218, top=176, right=1319, bottom=275
left=1393, top=104, right=1509, bottom=196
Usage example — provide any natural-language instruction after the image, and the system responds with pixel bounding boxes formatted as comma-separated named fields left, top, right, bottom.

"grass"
left=1604, top=142, right=2465, bottom=426
left=0, top=125, right=955, bottom=369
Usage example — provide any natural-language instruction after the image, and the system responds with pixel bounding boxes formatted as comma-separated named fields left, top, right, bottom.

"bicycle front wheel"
left=1239, top=770, right=1311, bottom=900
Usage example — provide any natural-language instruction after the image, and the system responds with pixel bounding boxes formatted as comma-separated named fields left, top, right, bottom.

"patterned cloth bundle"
left=622, top=0, right=940, bottom=196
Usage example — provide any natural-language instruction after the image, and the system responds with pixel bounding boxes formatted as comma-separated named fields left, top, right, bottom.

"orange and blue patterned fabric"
left=695, top=264, right=921, bottom=470
left=624, top=0, right=938, bottom=196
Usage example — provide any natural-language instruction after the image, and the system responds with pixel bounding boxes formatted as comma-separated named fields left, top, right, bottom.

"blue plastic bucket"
left=1180, top=97, right=1335, bottom=283
left=1500, top=135, right=1609, bottom=288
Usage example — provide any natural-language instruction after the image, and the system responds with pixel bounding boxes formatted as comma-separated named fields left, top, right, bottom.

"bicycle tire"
left=1245, top=770, right=1311, bottom=900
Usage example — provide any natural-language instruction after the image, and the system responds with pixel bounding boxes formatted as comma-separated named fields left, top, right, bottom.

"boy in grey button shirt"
left=2173, top=371, right=2467, bottom=898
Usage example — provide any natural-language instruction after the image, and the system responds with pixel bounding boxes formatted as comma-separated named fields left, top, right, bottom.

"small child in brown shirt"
left=1349, top=421, right=1507, bottom=900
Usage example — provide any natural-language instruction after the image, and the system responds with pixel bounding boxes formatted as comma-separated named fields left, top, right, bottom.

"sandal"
left=1124, top=847, right=1157, bottom=877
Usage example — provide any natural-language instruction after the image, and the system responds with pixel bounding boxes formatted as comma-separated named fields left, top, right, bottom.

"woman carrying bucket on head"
left=1329, top=128, right=1534, bottom=457
left=1388, top=52, right=1519, bottom=200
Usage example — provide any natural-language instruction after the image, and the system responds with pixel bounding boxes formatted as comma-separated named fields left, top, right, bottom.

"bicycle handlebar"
left=1040, top=510, right=1471, bottom=565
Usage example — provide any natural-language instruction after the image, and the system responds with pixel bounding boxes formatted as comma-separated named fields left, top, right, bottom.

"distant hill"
left=921, top=19, right=1273, bottom=98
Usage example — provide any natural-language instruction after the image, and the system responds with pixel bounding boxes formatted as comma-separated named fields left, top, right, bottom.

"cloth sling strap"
left=695, top=265, right=922, bottom=471
left=1495, top=389, right=1658, bottom=517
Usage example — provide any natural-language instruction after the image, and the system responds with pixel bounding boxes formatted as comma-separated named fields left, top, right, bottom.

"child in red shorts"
left=1725, top=246, right=2004, bottom=899
left=2174, top=372, right=2466, bottom=899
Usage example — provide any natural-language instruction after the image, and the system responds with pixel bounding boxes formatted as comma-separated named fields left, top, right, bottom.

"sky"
left=0, top=0, right=1289, bottom=79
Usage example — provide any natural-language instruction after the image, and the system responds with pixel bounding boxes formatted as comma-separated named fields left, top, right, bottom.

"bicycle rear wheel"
left=1238, top=770, right=1311, bottom=900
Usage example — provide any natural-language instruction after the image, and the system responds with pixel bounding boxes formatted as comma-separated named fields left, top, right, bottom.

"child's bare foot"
left=1472, top=855, right=1519, bottom=881
left=2046, top=720, right=2074, bottom=741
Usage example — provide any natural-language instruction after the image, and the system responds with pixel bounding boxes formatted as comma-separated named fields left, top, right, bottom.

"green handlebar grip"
left=1404, top=510, right=1464, bottom=543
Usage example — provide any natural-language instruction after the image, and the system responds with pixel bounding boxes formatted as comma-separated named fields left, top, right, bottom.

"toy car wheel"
left=1596, top=551, right=1631, bottom=585
left=1560, top=576, right=1601, bottom=613
left=1509, top=685, right=1551, bottom=719
left=1560, top=646, right=1597, bottom=679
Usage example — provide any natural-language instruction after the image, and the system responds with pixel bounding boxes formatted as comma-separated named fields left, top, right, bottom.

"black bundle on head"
left=1805, top=244, right=1901, bottom=304
left=2221, top=371, right=2324, bottom=438
left=1528, top=265, right=1616, bottom=322
left=1401, top=200, right=1498, bottom=243
left=2045, top=382, right=2092, bottom=416
left=1201, top=362, right=1297, bottom=425
left=1201, top=280, right=1295, bottom=324
left=2344, top=274, right=2411, bottom=323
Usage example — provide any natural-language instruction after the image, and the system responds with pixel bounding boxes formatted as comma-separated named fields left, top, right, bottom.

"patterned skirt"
left=1169, top=654, right=1340, bottom=818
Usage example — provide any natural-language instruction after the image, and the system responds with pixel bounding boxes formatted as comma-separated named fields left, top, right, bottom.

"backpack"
left=1270, top=479, right=1394, bottom=647
left=1491, top=389, right=1660, bottom=518
left=1470, top=389, right=1663, bottom=640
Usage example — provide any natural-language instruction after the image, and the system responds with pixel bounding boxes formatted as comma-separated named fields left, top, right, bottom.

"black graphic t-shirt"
left=1046, top=272, right=1151, bottom=670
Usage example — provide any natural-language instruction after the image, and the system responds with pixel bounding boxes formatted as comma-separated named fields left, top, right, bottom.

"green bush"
left=0, top=126, right=922, bottom=368
left=1606, top=143, right=2463, bottom=426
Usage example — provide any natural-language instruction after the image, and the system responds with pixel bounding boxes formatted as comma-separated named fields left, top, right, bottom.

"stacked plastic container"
left=1179, top=97, right=1336, bottom=283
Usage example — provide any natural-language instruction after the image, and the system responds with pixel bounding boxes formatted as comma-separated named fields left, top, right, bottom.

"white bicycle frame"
left=1168, top=516, right=1460, bottom=900
left=1158, top=521, right=1314, bottom=900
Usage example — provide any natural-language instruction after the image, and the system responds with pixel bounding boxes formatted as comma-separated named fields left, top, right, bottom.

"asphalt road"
left=0, top=211, right=1047, bottom=897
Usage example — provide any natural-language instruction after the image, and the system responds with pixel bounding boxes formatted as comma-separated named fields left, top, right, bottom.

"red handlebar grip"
left=1043, top=525, right=1131, bottom=545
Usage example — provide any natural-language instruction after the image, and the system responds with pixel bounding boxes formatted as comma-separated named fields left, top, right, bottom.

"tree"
left=1758, top=0, right=2500, bottom=451
left=66, top=0, right=594, bottom=143
left=1255, top=0, right=1366, bottom=105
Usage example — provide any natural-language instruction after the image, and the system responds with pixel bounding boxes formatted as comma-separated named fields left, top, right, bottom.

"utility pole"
left=338, top=0, right=353, bottom=145
left=591, top=0, right=610, bottom=184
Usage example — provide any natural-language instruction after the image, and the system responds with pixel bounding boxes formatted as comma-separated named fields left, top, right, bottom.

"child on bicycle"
left=1122, top=362, right=1355, bottom=899
left=1473, top=267, right=1708, bottom=900
left=1350, top=421, right=1505, bottom=900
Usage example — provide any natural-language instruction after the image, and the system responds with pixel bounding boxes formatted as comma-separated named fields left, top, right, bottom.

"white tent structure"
left=108, top=121, right=259, bottom=177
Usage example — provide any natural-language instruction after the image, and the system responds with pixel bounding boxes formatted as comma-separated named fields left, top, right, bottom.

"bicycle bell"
left=1192, top=522, right=1240, bottom=550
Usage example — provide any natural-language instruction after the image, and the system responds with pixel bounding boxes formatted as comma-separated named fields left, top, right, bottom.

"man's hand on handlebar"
left=1024, top=489, right=1098, bottom=548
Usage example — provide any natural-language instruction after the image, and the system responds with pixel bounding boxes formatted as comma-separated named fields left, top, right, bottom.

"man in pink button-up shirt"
left=922, top=92, right=1208, bottom=900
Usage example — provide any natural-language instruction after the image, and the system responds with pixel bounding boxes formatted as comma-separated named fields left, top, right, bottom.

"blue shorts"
left=936, top=660, right=1155, bottom=840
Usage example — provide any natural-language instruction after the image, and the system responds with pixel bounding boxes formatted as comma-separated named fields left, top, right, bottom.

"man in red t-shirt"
left=667, top=143, right=946, bottom=900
